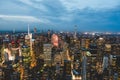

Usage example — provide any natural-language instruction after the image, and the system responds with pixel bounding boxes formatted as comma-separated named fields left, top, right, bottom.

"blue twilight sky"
left=0, top=0, right=120, bottom=32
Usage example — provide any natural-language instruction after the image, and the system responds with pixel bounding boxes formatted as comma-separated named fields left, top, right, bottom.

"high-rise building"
left=64, top=60, right=71, bottom=75
left=25, top=24, right=32, bottom=48
left=105, top=44, right=111, bottom=52
left=81, top=39, right=86, bottom=48
left=34, top=27, right=37, bottom=33
left=43, top=44, right=52, bottom=66
left=85, top=39, right=90, bottom=49
left=54, top=53, right=62, bottom=65
left=51, top=34, right=58, bottom=47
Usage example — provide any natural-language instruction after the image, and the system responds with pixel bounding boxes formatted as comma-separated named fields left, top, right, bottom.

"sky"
left=0, top=0, right=120, bottom=32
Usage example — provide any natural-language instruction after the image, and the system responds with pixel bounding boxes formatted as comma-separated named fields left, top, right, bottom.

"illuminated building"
left=81, top=39, right=86, bottom=48
left=51, top=34, right=58, bottom=47
left=85, top=39, right=90, bottom=49
left=43, top=44, right=52, bottom=66
left=47, top=30, right=51, bottom=42
left=54, top=53, right=62, bottom=66
left=25, top=24, right=32, bottom=47
left=81, top=49, right=87, bottom=80
left=64, top=60, right=71, bottom=77
left=105, top=44, right=111, bottom=54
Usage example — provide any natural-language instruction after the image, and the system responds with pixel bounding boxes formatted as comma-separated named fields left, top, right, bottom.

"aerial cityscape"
left=0, top=27, right=120, bottom=80
left=0, top=0, right=120, bottom=80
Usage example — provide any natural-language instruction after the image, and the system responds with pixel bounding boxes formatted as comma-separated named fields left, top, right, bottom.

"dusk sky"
left=0, top=0, right=120, bottom=32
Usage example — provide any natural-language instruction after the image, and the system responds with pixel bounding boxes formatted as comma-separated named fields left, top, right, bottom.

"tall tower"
left=75, top=25, right=77, bottom=35
left=28, top=24, right=30, bottom=35
left=74, top=25, right=77, bottom=39
left=34, top=27, right=37, bottom=33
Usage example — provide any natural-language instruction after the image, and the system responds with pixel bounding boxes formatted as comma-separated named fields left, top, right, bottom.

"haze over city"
left=0, top=0, right=120, bottom=32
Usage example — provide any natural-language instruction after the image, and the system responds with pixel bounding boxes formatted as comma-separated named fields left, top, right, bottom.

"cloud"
left=0, top=14, right=53, bottom=24
left=0, top=1, right=30, bottom=15
left=0, top=15, right=41, bottom=22
left=60, top=0, right=120, bottom=11
left=0, top=0, right=120, bottom=32
left=18, top=0, right=48, bottom=12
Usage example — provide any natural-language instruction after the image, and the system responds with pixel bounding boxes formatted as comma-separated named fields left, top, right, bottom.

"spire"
left=28, top=24, right=30, bottom=35
left=74, top=25, right=77, bottom=39
left=75, top=25, right=77, bottom=35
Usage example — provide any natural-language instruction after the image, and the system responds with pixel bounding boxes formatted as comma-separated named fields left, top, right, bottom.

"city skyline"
left=0, top=0, right=120, bottom=32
